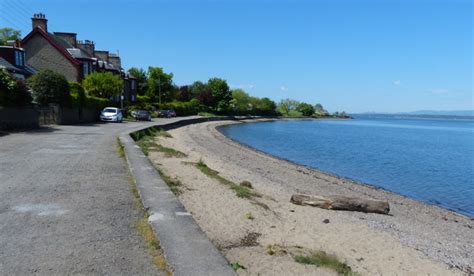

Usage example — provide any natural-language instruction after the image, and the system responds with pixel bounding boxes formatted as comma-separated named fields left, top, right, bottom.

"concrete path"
left=0, top=119, right=181, bottom=275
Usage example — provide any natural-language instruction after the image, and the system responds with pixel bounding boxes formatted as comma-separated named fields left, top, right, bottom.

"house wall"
left=23, top=34, right=80, bottom=82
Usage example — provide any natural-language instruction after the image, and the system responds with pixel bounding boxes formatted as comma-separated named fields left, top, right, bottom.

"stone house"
left=21, top=13, right=137, bottom=102
left=0, top=41, right=36, bottom=80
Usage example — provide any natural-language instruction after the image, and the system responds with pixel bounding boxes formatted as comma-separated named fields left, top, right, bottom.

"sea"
left=218, top=114, right=474, bottom=217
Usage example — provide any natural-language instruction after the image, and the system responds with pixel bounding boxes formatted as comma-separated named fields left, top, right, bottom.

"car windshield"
left=103, top=109, right=117, bottom=113
left=138, top=111, right=148, bottom=115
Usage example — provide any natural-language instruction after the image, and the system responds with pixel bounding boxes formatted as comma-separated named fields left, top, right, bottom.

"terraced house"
left=21, top=13, right=137, bottom=102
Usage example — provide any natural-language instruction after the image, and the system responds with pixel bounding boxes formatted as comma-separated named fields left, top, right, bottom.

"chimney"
left=94, top=50, right=109, bottom=62
left=32, top=13, right=47, bottom=32
left=77, top=40, right=95, bottom=56
left=108, top=53, right=122, bottom=69
left=54, top=32, right=77, bottom=47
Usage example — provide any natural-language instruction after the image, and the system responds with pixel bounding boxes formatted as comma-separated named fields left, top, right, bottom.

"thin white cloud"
left=393, top=80, right=401, bottom=85
left=280, top=85, right=288, bottom=92
left=431, top=88, right=449, bottom=94
left=230, top=83, right=255, bottom=90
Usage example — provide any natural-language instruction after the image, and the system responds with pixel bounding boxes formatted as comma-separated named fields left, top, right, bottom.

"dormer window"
left=14, top=50, right=25, bottom=67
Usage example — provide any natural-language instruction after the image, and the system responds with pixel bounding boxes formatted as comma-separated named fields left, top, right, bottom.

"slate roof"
left=0, top=57, right=35, bottom=76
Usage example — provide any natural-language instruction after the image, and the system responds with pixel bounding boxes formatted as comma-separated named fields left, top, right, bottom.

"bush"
left=69, top=82, right=86, bottom=108
left=0, top=69, right=32, bottom=107
left=82, top=72, right=123, bottom=99
left=28, top=69, right=70, bottom=106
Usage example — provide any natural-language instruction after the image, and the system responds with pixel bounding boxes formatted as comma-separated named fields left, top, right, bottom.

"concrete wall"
left=0, top=107, right=39, bottom=130
left=23, top=34, right=80, bottom=82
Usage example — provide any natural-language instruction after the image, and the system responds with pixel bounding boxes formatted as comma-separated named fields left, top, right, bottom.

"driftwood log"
left=290, top=194, right=390, bottom=215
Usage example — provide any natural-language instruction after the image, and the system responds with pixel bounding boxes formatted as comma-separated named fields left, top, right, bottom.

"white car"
left=100, top=107, right=123, bottom=122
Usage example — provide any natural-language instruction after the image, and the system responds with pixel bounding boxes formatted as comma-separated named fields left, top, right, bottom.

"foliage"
left=277, top=98, right=300, bottom=115
left=293, top=251, right=356, bottom=275
left=128, top=67, right=148, bottom=96
left=0, top=69, right=32, bottom=107
left=297, top=102, right=315, bottom=116
left=230, top=262, right=246, bottom=271
left=28, top=69, right=70, bottom=106
left=147, top=67, right=175, bottom=102
left=0, top=28, right=21, bottom=45
left=231, top=89, right=277, bottom=116
left=177, top=85, right=192, bottom=102
left=207, top=77, right=232, bottom=112
left=69, top=82, right=86, bottom=107
left=82, top=72, right=123, bottom=98
left=195, top=159, right=258, bottom=199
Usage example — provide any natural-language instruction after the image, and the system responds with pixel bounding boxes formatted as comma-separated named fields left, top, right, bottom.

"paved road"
left=0, top=119, right=182, bottom=275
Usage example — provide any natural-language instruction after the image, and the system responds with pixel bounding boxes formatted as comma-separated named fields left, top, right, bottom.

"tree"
left=297, top=102, right=315, bottom=116
left=147, top=67, right=175, bottom=103
left=277, top=98, right=300, bottom=115
left=128, top=67, right=148, bottom=96
left=255, top=97, right=277, bottom=115
left=231, top=89, right=252, bottom=114
left=177, top=85, right=192, bottom=102
left=82, top=72, right=123, bottom=99
left=28, top=69, right=70, bottom=106
left=0, top=28, right=21, bottom=46
left=207, top=78, right=231, bottom=112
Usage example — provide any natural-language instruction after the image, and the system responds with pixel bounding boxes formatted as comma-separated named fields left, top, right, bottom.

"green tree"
left=254, top=97, right=277, bottom=115
left=207, top=78, right=231, bottom=112
left=147, top=67, right=175, bottom=103
left=297, top=102, right=315, bottom=116
left=277, top=98, right=300, bottom=115
left=28, top=69, right=70, bottom=106
left=0, top=28, right=21, bottom=45
left=128, top=67, right=148, bottom=96
left=231, top=89, right=252, bottom=114
left=82, top=72, right=123, bottom=99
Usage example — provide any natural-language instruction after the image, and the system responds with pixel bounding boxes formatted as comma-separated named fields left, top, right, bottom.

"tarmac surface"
left=0, top=119, right=176, bottom=275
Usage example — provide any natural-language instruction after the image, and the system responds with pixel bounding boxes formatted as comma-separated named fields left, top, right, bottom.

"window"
left=131, top=80, right=136, bottom=90
left=82, top=63, right=90, bottom=76
left=14, top=51, right=24, bottom=67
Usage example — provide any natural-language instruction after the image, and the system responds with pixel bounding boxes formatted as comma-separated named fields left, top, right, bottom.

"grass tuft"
left=132, top=127, right=186, bottom=157
left=230, top=262, right=246, bottom=271
left=195, top=160, right=258, bottom=199
left=116, top=137, right=125, bottom=158
left=294, top=251, right=356, bottom=275
left=156, top=168, right=183, bottom=195
left=135, top=217, right=169, bottom=272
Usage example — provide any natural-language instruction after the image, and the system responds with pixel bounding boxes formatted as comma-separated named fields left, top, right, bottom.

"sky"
left=0, top=0, right=472, bottom=113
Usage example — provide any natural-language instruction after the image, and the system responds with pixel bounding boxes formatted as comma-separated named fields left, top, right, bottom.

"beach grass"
left=132, top=127, right=186, bottom=157
left=294, top=251, right=357, bottom=275
left=156, top=168, right=183, bottom=195
left=195, top=160, right=258, bottom=199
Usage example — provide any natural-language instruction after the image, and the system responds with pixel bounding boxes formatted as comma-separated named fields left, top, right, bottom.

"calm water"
left=219, top=115, right=474, bottom=217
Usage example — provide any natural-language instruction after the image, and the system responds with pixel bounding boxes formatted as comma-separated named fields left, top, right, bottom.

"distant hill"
left=400, top=110, right=474, bottom=116
left=358, top=110, right=474, bottom=117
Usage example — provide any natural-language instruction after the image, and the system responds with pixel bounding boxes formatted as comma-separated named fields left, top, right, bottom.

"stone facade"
left=23, top=34, right=80, bottom=82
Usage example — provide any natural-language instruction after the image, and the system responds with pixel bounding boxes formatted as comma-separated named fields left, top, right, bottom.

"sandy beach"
left=148, top=119, right=473, bottom=275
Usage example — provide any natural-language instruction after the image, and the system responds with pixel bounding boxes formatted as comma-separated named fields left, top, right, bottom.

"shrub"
left=69, top=82, right=86, bottom=108
left=82, top=71, right=123, bottom=99
left=297, top=102, right=315, bottom=116
left=28, top=69, right=70, bottom=106
left=0, top=69, right=32, bottom=107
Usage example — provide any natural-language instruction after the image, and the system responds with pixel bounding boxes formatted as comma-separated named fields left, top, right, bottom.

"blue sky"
left=1, top=0, right=472, bottom=112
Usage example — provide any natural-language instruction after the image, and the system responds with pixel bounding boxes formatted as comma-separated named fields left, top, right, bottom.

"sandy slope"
left=148, top=120, right=473, bottom=275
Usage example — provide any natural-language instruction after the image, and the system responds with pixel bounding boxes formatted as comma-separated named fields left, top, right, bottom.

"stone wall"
left=23, top=34, right=80, bottom=82
left=0, top=107, right=39, bottom=130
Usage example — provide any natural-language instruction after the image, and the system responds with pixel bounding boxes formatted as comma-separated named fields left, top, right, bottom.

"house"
left=21, top=13, right=137, bottom=102
left=0, top=41, right=36, bottom=80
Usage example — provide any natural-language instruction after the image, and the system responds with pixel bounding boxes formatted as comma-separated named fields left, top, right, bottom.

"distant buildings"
left=13, top=13, right=137, bottom=102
